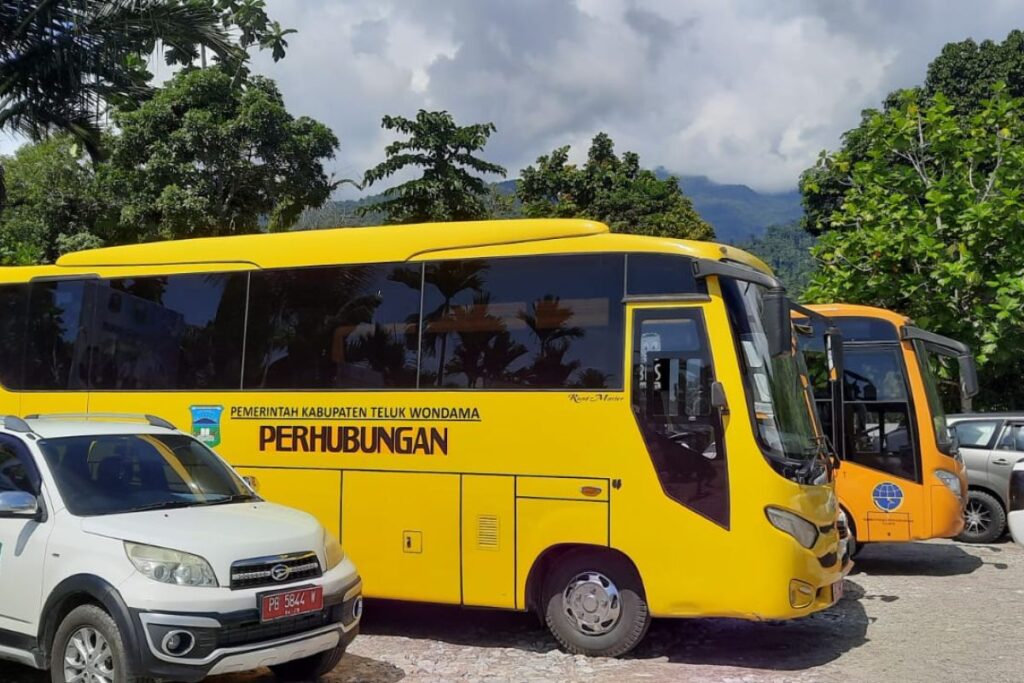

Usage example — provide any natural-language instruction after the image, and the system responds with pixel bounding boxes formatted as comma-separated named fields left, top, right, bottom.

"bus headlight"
left=324, top=531, right=345, bottom=571
left=765, top=507, right=819, bottom=549
left=125, top=542, right=218, bottom=587
left=934, top=469, right=961, bottom=497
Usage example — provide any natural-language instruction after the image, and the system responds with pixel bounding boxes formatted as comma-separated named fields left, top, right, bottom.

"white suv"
left=0, top=414, right=361, bottom=683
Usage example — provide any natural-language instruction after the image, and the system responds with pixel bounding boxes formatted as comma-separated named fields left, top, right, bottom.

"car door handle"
left=993, top=458, right=1012, bottom=466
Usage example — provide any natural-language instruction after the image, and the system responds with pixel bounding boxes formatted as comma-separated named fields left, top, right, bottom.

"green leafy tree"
left=101, top=67, right=338, bottom=241
left=804, top=86, right=1024, bottom=407
left=0, top=135, right=111, bottom=264
left=0, top=1, right=237, bottom=160
left=739, top=222, right=816, bottom=298
left=360, top=110, right=507, bottom=224
left=517, top=133, right=713, bottom=240
left=179, top=0, right=296, bottom=67
left=802, top=30, right=1024, bottom=234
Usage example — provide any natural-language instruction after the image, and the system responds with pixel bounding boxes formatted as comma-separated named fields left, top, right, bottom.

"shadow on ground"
left=852, top=541, right=992, bottom=576
left=358, top=579, right=871, bottom=672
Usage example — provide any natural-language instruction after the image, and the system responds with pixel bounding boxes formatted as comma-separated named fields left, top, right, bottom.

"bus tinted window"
left=835, top=316, right=900, bottom=342
left=421, top=255, right=625, bottom=389
left=0, top=284, right=27, bottom=388
left=245, top=264, right=422, bottom=389
left=23, top=280, right=92, bottom=390
left=89, top=274, right=247, bottom=390
left=626, top=253, right=705, bottom=296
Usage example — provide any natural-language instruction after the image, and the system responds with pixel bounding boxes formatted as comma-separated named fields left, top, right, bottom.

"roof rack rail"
left=2, top=416, right=33, bottom=433
left=21, top=413, right=176, bottom=430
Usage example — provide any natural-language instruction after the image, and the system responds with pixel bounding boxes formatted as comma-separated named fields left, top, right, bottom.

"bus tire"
left=957, top=489, right=1006, bottom=544
left=542, top=550, right=650, bottom=657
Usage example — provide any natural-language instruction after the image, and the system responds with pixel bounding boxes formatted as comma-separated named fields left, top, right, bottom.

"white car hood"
left=80, top=502, right=324, bottom=583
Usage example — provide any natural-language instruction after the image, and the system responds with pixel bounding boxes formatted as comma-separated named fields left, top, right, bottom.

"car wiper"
left=198, top=492, right=260, bottom=506
left=126, top=500, right=198, bottom=513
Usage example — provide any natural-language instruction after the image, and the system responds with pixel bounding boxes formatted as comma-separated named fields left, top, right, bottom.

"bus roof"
left=805, top=303, right=912, bottom=327
left=35, top=218, right=770, bottom=277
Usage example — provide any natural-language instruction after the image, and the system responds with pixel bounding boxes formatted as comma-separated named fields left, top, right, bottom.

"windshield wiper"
left=125, top=500, right=198, bottom=513
left=198, top=492, right=260, bottom=506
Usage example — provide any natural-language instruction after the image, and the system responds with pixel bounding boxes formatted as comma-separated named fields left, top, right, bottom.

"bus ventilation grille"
left=477, top=515, right=499, bottom=550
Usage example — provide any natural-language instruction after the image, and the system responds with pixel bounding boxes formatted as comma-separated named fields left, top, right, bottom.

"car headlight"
left=934, top=469, right=962, bottom=497
left=125, top=542, right=218, bottom=587
left=324, top=531, right=345, bottom=571
left=765, top=506, right=819, bottom=549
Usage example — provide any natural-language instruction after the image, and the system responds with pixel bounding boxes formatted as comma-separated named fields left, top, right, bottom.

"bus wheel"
left=542, top=550, right=650, bottom=657
left=957, top=490, right=1006, bottom=544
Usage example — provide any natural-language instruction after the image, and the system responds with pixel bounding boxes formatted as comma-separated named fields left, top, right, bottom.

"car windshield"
left=38, top=433, right=256, bottom=516
left=721, top=278, right=825, bottom=472
left=912, top=340, right=954, bottom=455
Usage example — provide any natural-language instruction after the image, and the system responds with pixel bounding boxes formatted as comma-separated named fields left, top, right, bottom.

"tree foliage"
left=804, top=86, right=1024, bottom=407
left=360, top=110, right=507, bottom=224
left=739, top=222, right=816, bottom=299
left=0, top=135, right=109, bottom=264
left=102, top=67, right=338, bottom=241
left=0, top=1, right=237, bottom=160
left=802, top=30, right=1024, bottom=234
left=517, top=133, right=713, bottom=240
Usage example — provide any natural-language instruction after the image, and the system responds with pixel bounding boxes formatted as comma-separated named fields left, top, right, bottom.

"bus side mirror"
left=710, top=381, right=728, bottom=415
left=958, top=355, right=979, bottom=411
left=762, top=287, right=791, bottom=358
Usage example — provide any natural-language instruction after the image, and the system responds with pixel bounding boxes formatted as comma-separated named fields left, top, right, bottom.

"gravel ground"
left=3, top=539, right=1019, bottom=682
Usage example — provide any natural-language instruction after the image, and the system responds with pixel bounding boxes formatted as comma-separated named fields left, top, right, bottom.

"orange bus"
left=797, top=304, right=978, bottom=555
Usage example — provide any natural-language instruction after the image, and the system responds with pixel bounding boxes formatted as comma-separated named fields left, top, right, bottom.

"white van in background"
left=0, top=414, right=361, bottom=683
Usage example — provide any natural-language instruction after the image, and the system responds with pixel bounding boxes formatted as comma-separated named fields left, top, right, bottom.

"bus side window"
left=632, top=309, right=728, bottom=528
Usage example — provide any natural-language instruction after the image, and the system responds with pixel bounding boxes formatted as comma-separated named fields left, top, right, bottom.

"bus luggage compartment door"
left=515, top=476, right=610, bottom=610
left=342, top=470, right=461, bottom=603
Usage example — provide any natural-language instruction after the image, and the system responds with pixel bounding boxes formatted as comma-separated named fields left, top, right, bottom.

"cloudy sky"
left=10, top=0, right=1023, bottom=196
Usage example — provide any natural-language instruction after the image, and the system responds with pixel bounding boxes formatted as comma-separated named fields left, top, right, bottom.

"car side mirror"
left=241, top=475, right=260, bottom=494
left=0, top=490, right=39, bottom=519
left=710, top=381, right=729, bottom=415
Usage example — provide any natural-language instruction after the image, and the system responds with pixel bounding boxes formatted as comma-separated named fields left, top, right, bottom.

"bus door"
left=630, top=307, right=729, bottom=528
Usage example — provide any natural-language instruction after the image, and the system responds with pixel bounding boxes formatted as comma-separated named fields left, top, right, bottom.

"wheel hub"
left=64, top=627, right=115, bottom=683
left=562, top=571, right=622, bottom=636
left=965, top=501, right=990, bottom=533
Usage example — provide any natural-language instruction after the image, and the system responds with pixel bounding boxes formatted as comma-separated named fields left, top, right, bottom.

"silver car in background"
left=948, top=413, right=1024, bottom=543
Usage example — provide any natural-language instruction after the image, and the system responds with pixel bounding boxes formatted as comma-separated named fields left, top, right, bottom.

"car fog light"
left=789, top=579, right=815, bottom=609
left=161, top=630, right=195, bottom=657
left=352, top=596, right=364, bottom=621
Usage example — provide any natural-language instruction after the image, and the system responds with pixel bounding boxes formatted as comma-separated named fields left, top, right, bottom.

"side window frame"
left=630, top=306, right=729, bottom=528
left=0, top=434, right=42, bottom=496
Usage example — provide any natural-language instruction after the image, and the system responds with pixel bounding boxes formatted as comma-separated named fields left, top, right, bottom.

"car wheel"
left=542, top=550, right=650, bottom=657
left=51, top=604, right=152, bottom=683
left=957, top=490, right=1007, bottom=544
left=270, top=642, right=347, bottom=681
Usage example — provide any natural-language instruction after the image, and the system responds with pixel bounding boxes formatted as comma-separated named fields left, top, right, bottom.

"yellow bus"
left=0, top=219, right=848, bottom=656
left=797, top=304, right=977, bottom=555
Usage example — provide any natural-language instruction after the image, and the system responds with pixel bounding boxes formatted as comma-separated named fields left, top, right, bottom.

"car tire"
left=51, top=604, right=151, bottom=683
left=957, top=489, right=1007, bottom=544
left=270, top=642, right=347, bottom=681
left=542, top=550, right=650, bottom=658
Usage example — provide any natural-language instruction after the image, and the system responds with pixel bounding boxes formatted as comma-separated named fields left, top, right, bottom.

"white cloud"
left=7, top=0, right=1024, bottom=195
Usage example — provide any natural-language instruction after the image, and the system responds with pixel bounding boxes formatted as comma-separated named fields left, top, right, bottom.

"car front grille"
left=230, top=551, right=322, bottom=590
left=216, top=608, right=340, bottom=648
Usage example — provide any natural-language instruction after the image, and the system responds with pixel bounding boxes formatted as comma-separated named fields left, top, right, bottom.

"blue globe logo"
left=872, top=482, right=904, bottom=512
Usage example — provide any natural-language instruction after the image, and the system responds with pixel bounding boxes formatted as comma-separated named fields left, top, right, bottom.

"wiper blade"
left=199, top=493, right=259, bottom=506
left=127, top=500, right=197, bottom=513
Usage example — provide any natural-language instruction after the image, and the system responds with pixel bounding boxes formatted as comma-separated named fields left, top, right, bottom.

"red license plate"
left=260, top=586, right=323, bottom=622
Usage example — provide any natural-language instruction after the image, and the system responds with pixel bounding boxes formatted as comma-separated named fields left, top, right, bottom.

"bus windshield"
left=912, top=340, right=954, bottom=456
left=721, top=279, right=826, bottom=482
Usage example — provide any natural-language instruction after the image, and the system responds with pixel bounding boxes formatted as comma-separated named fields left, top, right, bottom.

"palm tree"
left=0, top=1, right=237, bottom=161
